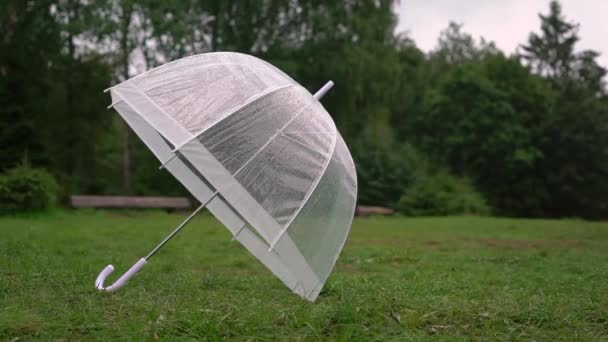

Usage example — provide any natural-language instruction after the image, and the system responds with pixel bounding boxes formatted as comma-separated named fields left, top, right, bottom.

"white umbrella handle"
left=95, top=258, right=147, bottom=292
left=94, top=200, right=211, bottom=293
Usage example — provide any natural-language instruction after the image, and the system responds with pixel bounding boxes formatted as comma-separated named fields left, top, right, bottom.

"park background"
left=1, top=0, right=608, bottom=340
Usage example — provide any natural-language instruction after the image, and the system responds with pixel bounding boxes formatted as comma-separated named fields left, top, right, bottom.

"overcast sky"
left=395, top=0, right=608, bottom=67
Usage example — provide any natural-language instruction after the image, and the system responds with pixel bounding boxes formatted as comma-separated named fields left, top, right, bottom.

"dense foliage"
left=0, top=164, right=59, bottom=214
left=353, top=140, right=420, bottom=208
left=397, top=171, right=490, bottom=217
left=2, top=1, right=607, bottom=218
left=416, top=55, right=554, bottom=216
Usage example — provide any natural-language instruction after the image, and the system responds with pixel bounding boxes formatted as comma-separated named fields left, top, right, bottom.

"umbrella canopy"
left=100, top=52, right=357, bottom=301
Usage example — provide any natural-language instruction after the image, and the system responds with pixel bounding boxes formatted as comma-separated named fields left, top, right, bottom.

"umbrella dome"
left=104, top=52, right=357, bottom=301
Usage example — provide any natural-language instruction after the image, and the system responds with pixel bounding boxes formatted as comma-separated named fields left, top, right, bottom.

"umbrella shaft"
left=145, top=192, right=217, bottom=260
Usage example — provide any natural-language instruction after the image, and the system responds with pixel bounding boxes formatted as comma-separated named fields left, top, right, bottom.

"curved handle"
left=95, top=258, right=147, bottom=292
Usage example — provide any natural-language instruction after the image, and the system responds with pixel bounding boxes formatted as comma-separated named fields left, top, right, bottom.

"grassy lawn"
left=1, top=211, right=607, bottom=340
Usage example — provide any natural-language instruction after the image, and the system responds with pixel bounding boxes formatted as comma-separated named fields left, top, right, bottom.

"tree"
left=418, top=55, right=553, bottom=216
left=520, top=0, right=608, bottom=218
left=520, top=1, right=579, bottom=80
left=0, top=1, right=117, bottom=195
left=280, top=0, right=415, bottom=141
left=520, top=0, right=606, bottom=93
left=92, top=0, right=154, bottom=194
left=0, top=0, right=63, bottom=170
left=432, top=22, right=498, bottom=66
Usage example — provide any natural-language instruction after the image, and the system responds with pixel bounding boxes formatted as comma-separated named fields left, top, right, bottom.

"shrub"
left=353, top=141, right=422, bottom=208
left=0, top=165, right=59, bottom=214
left=397, top=171, right=490, bottom=216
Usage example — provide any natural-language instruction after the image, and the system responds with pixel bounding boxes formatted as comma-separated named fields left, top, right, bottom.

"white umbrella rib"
left=267, top=128, right=337, bottom=251
left=158, top=84, right=296, bottom=169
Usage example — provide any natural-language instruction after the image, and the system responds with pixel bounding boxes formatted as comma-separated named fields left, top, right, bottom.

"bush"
left=397, top=171, right=490, bottom=216
left=0, top=165, right=59, bottom=214
left=353, top=141, right=422, bottom=208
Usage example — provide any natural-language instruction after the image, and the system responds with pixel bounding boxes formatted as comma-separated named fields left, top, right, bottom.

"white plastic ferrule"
left=313, top=81, right=334, bottom=100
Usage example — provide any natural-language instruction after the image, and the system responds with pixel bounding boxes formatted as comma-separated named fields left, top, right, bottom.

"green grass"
left=1, top=211, right=607, bottom=340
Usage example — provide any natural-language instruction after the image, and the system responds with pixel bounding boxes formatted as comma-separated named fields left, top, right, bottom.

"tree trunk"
left=120, top=4, right=133, bottom=194
left=121, top=121, right=131, bottom=194
left=66, top=0, right=78, bottom=192
left=211, top=2, right=220, bottom=52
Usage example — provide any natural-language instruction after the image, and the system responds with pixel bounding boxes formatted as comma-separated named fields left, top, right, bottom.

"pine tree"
left=520, top=1, right=579, bottom=80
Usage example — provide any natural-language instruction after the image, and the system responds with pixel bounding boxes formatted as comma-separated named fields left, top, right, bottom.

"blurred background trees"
left=1, top=0, right=607, bottom=218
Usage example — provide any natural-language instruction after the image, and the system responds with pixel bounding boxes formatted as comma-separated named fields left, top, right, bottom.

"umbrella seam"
left=158, top=63, right=281, bottom=128
left=280, top=133, right=352, bottom=168
left=132, top=52, right=277, bottom=84
left=111, top=89, right=190, bottom=160
left=105, top=52, right=269, bottom=91
left=129, top=81, right=195, bottom=144
left=172, top=83, right=296, bottom=152
left=268, top=115, right=338, bottom=251
left=116, top=82, right=195, bottom=147
left=134, top=62, right=251, bottom=93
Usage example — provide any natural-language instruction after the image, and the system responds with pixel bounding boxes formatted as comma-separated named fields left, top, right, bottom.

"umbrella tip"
left=313, top=81, right=334, bottom=100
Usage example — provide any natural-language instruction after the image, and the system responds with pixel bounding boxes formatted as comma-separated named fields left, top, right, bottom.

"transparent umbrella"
left=95, top=52, right=357, bottom=301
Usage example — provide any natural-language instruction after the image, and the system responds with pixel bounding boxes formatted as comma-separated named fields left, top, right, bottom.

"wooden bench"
left=69, top=195, right=191, bottom=210
left=355, top=205, right=395, bottom=217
